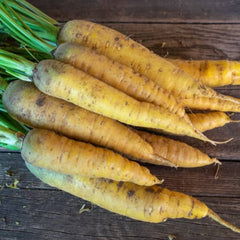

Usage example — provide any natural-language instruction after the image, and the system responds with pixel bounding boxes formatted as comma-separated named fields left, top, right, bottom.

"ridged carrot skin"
left=3, top=80, right=157, bottom=162
left=26, top=162, right=240, bottom=234
left=53, top=42, right=186, bottom=118
left=189, top=112, right=238, bottom=132
left=26, top=162, right=208, bottom=222
left=22, top=129, right=161, bottom=186
left=32, top=59, right=212, bottom=142
left=58, top=20, right=217, bottom=99
left=135, top=130, right=219, bottom=168
left=3, top=81, right=218, bottom=168
left=169, top=59, right=240, bottom=87
left=182, top=95, right=240, bottom=112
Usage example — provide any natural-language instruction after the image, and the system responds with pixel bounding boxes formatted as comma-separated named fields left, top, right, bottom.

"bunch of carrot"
left=0, top=0, right=239, bottom=234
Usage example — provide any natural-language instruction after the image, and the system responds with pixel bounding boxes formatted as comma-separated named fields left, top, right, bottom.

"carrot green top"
left=0, top=49, right=36, bottom=81
left=0, top=0, right=56, bottom=148
left=0, top=0, right=58, bottom=54
left=0, top=106, right=28, bottom=150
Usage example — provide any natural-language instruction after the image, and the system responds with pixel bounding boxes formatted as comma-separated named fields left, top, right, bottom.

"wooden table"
left=1, top=1, right=240, bottom=239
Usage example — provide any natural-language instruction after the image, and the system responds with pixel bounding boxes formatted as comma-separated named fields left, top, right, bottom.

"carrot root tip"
left=208, top=209, right=240, bottom=233
left=212, top=137, right=233, bottom=145
left=231, top=119, right=240, bottom=123
left=158, top=179, right=164, bottom=184
left=213, top=158, right=222, bottom=165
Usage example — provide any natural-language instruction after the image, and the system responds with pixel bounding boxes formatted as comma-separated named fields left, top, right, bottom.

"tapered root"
left=205, top=137, right=233, bottom=145
left=213, top=137, right=233, bottom=145
left=208, top=209, right=240, bottom=233
left=227, top=113, right=240, bottom=123
left=213, top=158, right=222, bottom=165
left=231, top=119, right=240, bottom=123
left=193, top=127, right=230, bottom=146
left=195, top=130, right=217, bottom=146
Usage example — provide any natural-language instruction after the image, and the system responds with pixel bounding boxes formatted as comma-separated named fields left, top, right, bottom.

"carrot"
left=2, top=80, right=220, bottom=168
left=3, top=81, right=217, bottom=168
left=0, top=50, right=214, bottom=143
left=56, top=20, right=219, bottom=100
left=53, top=42, right=186, bottom=118
left=58, top=21, right=240, bottom=112
left=26, top=162, right=240, bottom=233
left=169, top=59, right=240, bottom=87
left=34, top=60, right=214, bottom=142
left=182, top=95, right=240, bottom=112
left=21, top=128, right=161, bottom=186
left=3, top=80, right=175, bottom=166
left=1, top=80, right=222, bottom=168
left=57, top=21, right=240, bottom=111
left=189, top=112, right=240, bottom=132
left=135, top=130, right=220, bottom=168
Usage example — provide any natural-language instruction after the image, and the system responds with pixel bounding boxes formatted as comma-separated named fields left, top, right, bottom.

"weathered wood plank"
left=0, top=189, right=239, bottom=240
left=28, top=0, right=240, bottom=23
left=1, top=153, right=240, bottom=197
left=98, top=23, right=240, bottom=60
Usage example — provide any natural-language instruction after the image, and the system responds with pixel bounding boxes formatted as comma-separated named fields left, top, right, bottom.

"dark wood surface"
left=28, top=0, right=240, bottom=23
left=1, top=1, right=240, bottom=239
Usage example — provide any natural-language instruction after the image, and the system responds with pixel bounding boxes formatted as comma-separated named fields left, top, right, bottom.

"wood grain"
left=28, top=0, right=240, bottom=23
left=99, top=23, right=240, bottom=60
left=0, top=155, right=240, bottom=240
left=0, top=189, right=239, bottom=240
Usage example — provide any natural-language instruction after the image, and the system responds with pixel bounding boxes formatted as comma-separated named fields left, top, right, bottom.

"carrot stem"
left=0, top=1, right=54, bottom=53
left=0, top=75, right=8, bottom=92
left=5, top=0, right=58, bottom=43
left=0, top=49, right=35, bottom=81
left=0, top=111, right=28, bottom=132
left=7, top=0, right=58, bottom=31
left=14, top=0, right=58, bottom=25
left=0, top=0, right=57, bottom=53
left=0, top=124, right=23, bottom=150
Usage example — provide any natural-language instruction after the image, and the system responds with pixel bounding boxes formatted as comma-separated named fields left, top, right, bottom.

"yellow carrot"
left=22, top=129, right=161, bottom=186
left=135, top=130, right=219, bottom=168
left=169, top=59, right=240, bottom=87
left=33, top=59, right=213, bottom=143
left=58, top=20, right=218, bottom=99
left=26, top=162, right=240, bottom=233
left=53, top=42, right=186, bottom=118
left=3, top=81, right=222, bottom=168
left=182, top=95, right=240, bottom=112
left=58, top=20, right=240, bottom=112
left=189, top=112, right=240, bottom=132
left=4, top=80, right=172, bottom=165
